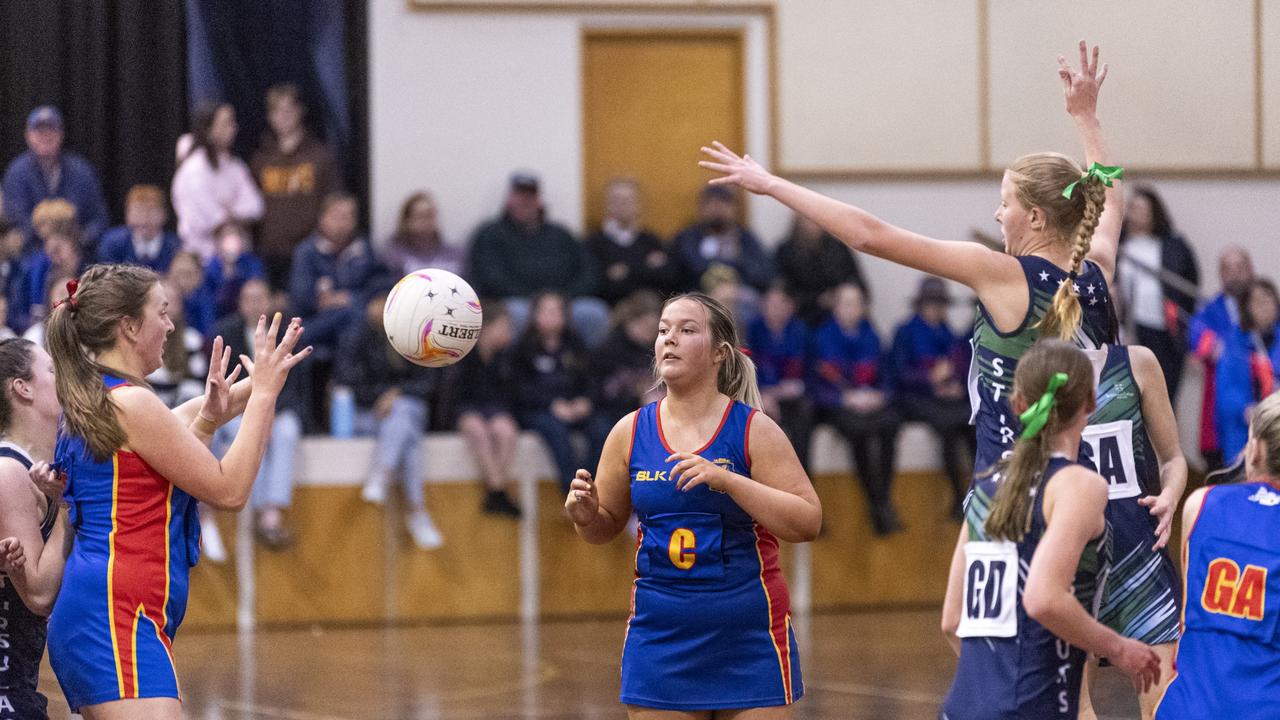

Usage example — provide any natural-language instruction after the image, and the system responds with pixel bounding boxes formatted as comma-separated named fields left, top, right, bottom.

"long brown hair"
left=657, top=292, right=762, bottom=409
left=1006, top=153, right=1109, bottom=341
left=983, top=339, right=1095, bottom=542
left=46, top=264, right=160, bottom=459
left=0, top=339, right=36, bottom=435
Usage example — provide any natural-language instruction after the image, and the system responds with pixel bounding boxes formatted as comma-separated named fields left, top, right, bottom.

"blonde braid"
left=1038, top=179, right=1106, bottom=341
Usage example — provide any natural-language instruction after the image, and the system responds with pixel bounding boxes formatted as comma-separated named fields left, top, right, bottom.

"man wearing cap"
left=889, top=276, right=975, bottom=517
left=671, top=185, right=773, bottom=294
left=469, top=172, right=609, bottom=346
left=2, top=106, right=110, bottom=248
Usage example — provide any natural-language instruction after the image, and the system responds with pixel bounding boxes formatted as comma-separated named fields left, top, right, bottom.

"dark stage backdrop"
left=0, top=1, right=188, bottom=226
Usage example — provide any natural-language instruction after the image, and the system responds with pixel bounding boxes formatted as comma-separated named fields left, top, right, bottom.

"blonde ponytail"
left=720, top=344, right=763, bottom=410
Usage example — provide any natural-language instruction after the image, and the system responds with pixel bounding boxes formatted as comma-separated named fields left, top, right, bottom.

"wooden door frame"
left=579, top=27, right=751, bottom=234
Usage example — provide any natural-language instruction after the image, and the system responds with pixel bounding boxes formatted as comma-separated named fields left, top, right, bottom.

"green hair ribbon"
left=1061, top=162, right=1125, bottom=199
left=1018, top=372, right=1069, bottom=440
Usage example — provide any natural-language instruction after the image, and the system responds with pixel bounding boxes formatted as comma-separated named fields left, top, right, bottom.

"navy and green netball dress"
left=942, top=457, right=1111, bottom=720
left=970, top=257, right=1116, bottom=476
left=621, top=399, right=802, bottom=710
left=1082, top=345, right=1180, bottom=645
left=1155, top=482, right=1280, bottom=719
left=48, top=375, right=201, bottom=711
left=0, top=442, right=56, bottom=720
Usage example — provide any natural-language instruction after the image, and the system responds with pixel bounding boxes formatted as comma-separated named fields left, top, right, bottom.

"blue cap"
left=26, top=106, right=63, bottom=131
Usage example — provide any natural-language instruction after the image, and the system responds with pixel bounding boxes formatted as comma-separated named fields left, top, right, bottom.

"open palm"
left=698, top=141, right=776, bottom=195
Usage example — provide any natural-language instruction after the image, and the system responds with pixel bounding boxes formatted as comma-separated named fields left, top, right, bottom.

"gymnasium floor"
left=37, top=610, right=1142, bottom=719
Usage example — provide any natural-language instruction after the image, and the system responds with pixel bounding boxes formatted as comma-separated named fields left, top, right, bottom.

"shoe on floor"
left=407, top=510, right=444, bottom=550
left=482, top=490, right=522, bottom=519
left=361, top=472, right=388, bottom=505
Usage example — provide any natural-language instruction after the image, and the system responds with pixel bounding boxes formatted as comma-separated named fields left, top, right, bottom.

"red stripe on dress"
left=109, top=452, right=174, bottom=697
left=754, top=523, right=794, bottom=704
left=622, top=524, right=644, bottom=649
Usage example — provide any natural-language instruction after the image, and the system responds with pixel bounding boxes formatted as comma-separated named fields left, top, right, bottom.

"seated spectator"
left=0, top=220, right=28, bottom=325
left=1214, top=278, right=1280, bottom=465
left=774, top=214, right=868, bottom=325
left=747, top=283, right=814, bottom=473
left=211, top=278, right=306, bottom=549
left=382, top=191, right=468, bottom=279
left=21, top=273, right=74, bottom=349
left=30, top=198, right=78, bottom=250
left=591, top=290, right=664, bottom=422
left=251, top=83, right=340, bottom=290
left=702, top=263, right=758, bottom=335
left=288, top=192, right=385, bottom=357
left=810, top=283, right=902, bottom=535
left=172, top=101, right=264, bottom=261
left=890, top=277, right=974, bottom=517
left=336, top=291, right=443, bottom=550
left=671, top=185, right=772, bottom=294
left=206, top=220, right=267, bottom=321
left=469, top=172, right=609, bottom=346
left=167, top=251, right=216, bottom=337
left=1117, top=186, right=1198, bottom=404
left=584, top=179, right=677, bottom=305
left=453, top=300, right=522, bottom=518
left=12, top=222, right=85, bottom=332
left=513, top=291, right=612, bottom=493
left=2, top=106, right=109, bottom=248
left=97, top=184, right=182, bottom=272
left=1189, top=246, right=1255, bottom=471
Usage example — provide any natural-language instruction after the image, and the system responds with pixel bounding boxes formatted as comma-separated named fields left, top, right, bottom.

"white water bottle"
left=330, top=386, right=355, bottom=439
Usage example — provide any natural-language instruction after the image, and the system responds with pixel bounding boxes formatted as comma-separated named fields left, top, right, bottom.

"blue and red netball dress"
left=47, top=375, right=201, bottom=711
left=1155, top=482, right=1280, bottom=719
left=621, top=399, right=802, bottom=710
left=941, top=457, right=1111, bottom=720
left=1082, top=345, right=1179, bottom=645
left=970, top=257, right=1116, bottom=476
left=0, top=442, right=57, bottom=720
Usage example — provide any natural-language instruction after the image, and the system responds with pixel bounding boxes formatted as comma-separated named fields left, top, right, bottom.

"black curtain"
left=0, top=1, right=188, bottom=225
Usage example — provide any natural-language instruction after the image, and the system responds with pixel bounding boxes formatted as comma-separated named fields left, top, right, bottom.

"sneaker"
left=200, top=510, right=228, bottom=564
left=407, top=510, right=444, bottom=550
left=482, top=490, right=522, bottom=519
left=361, top=471, right=388, bottom=505
left=870, top=503, right=904, bottom=536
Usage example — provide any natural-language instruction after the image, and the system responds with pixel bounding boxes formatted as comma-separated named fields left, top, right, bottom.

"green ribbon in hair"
left=1061, top=162, right=1125, bottom=199
left=1018, top=372, right=1069, bottom=440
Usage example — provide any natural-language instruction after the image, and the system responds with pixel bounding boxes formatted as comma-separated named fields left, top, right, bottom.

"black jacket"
left=335, top=319, right=437, bottom=408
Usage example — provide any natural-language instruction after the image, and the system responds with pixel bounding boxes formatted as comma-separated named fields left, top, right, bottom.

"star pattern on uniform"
left=1039, top=271, right=1050, bottom=282
left=1072, top=283, right=1080, bottom=294
left=1086, top=284, right=1096, bottom=295
left=1090, top=296, right=1099, bottom=306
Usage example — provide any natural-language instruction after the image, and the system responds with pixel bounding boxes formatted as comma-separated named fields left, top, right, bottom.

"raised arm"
left=1130, top=346, right=1188, bottom=550
left=0, top=468, right=71, bottom=616
left=1058, top=41, right=1123, bottom=281
left=567, top=412, right=636, bottom=544
left=1023, top=467, right=1160, bottom=692
left=698, top=143, right=1021, bottom=297
left=669, top=411, right=822, bottom=542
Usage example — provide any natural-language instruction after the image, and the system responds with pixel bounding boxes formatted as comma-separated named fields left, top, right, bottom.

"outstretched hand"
left=1058, top=40, right=1108, bottom=118
left=245, top=313, right=311, bottom=398
left=698, top=141, right=777, bottom=195
left=199, top=335, right=244, bottom=427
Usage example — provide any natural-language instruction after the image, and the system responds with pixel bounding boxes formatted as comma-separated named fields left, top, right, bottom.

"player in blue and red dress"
left=41, top=265, right=308, bottom=719
left=566, top=292, right=821, bottom=717
left=1155, top=390, right=1280, bottom=719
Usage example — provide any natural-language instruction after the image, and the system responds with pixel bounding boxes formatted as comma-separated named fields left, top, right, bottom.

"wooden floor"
left=37, top=610, right=1143, bottom=719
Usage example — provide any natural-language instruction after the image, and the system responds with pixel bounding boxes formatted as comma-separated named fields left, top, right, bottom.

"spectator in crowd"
left=146, top=280, right=208, bottom=409
left=211, top=278, right=306, bottom=548
left=774, top=214, right=868, bottom=325
left=701, top=263, right=757, bottom=336
left=469, top=172, right=609, bottom=346
left=172, top=101, right=264, bottom=261
left=1117, top=186, right=1199, bottom=403
left=584, top=179, right=678, bottom=305
left=811, top=282, right=902, bottom=535
left=747, top=282, right=814, bottom=473
left=382, top=191, right=468, bottom=279
left=454, top=300, right=522, bottom=518
left=29, top=197, right=78, bottom=250
left=337, top=291, right=443, bottom=550
left=1189, top=246, right=1255, bottom=471
left=20, top=273, right=73, bottom=349
left=671, top=185, right=772, bottom=294
left=513, top=291, right=612, bottom=493
left=97, top=184, right=182, bottom=273
left=590, top=289, right=664, bottom=423
left=0, top=296, right=14, bottom=341
left=2, top=106, right=109, bottom=248
left=251, top=83, right=341, bottom=289
left=890, top=277, right=974, bottom=517
left=206, top=220, right=267, bottom=321
left=167, top=251, right=216, bottom=337
left=12, top=222, right=84, bottom=333
left=1213, top=278, right=1280, bottom=465
left=288, top=192, right=385, bottom=357
left=0, top=220, right=24, bottom=307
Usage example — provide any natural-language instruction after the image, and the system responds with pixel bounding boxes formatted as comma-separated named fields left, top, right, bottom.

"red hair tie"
left=738, top=346, right=752, bottom=357
left=56, top=279, right=79, bottom=312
